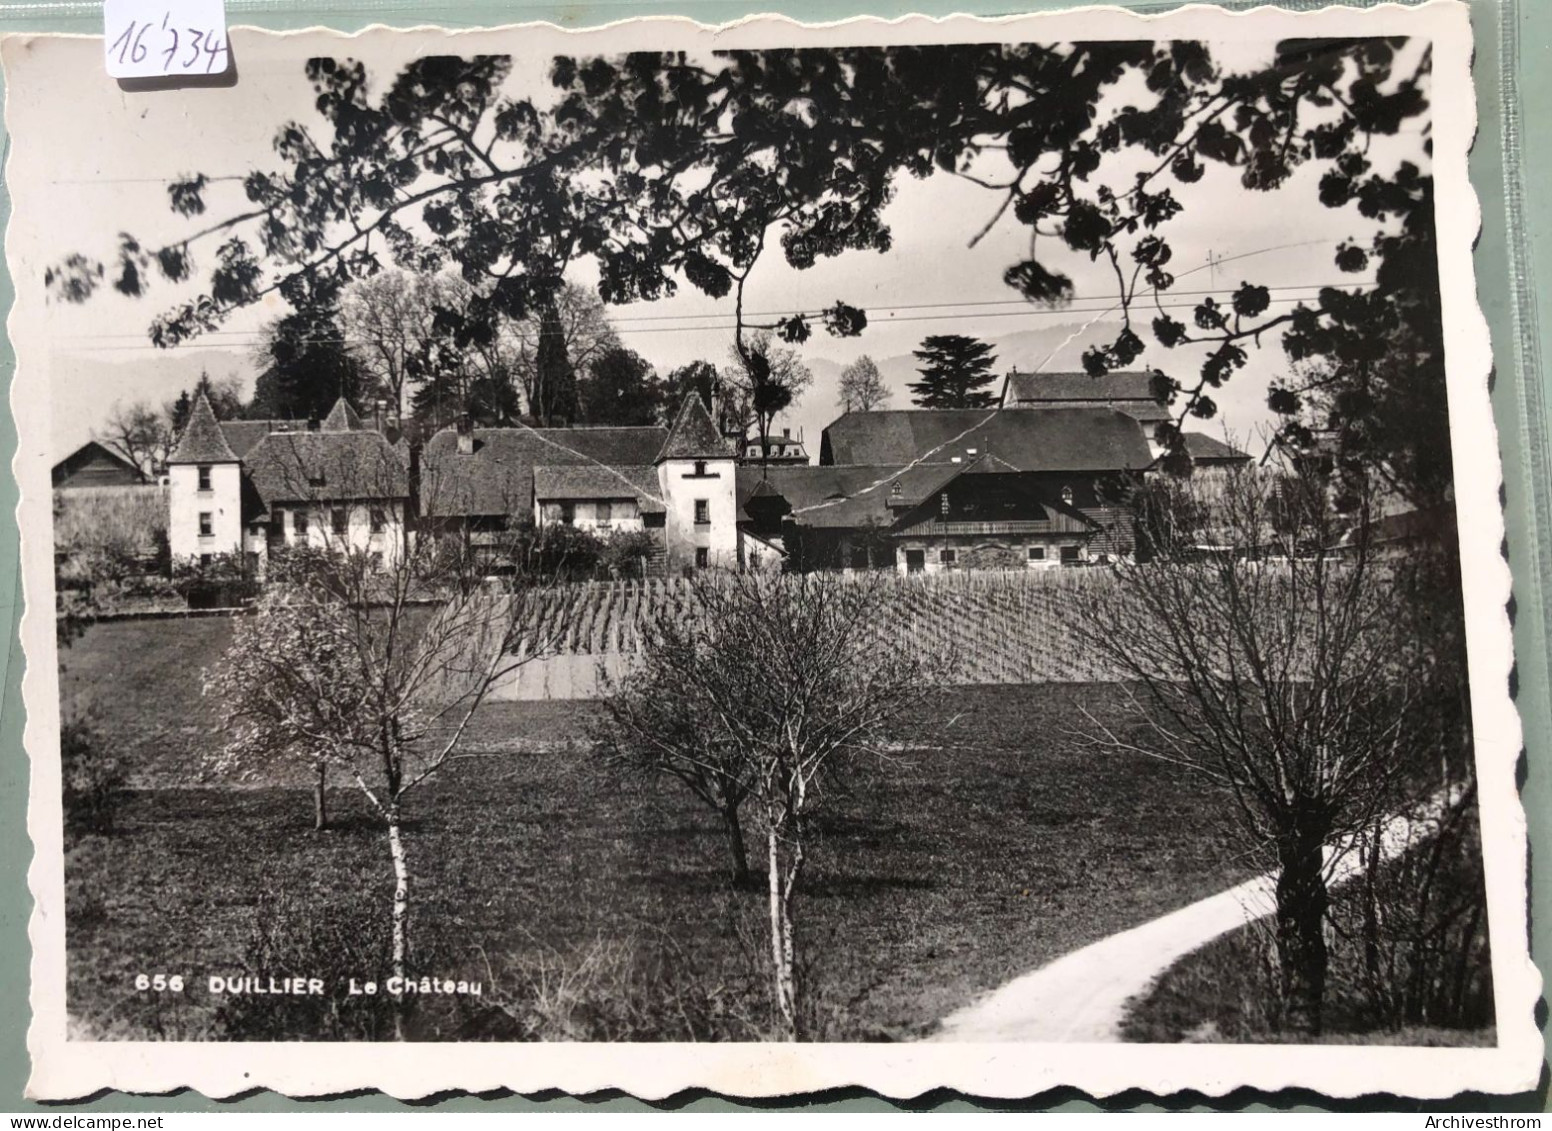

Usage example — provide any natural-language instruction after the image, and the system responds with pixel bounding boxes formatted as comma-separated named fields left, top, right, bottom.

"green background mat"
left=0, top=0, right=1546, bottom=1112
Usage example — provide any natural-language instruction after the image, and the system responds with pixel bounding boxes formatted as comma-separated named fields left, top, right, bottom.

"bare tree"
left=1065, top=462, right=1454, bottom=1035
left=837, top=355, right=889, bottom=414
left=600, top=570, right=928, bottom=1039
left=98, top=400, right=172, bottom=477
left=341, top=270, right=473, bottom=422
left=724, top=330, right=814, bottom=459
left=509, top=283, right=621, bottom=415
left=205, top=458, right=561, bottom=1037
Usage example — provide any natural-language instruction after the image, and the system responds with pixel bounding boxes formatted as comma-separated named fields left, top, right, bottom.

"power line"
left=62, top=284, right=1378, bottom=352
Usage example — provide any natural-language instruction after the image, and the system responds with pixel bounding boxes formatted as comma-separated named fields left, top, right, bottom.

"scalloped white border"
left=6, top=0, right=1538, bottom=1101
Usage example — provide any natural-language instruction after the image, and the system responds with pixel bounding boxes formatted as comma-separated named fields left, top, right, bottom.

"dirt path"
left=930, top=803, right=1446, bottom=1043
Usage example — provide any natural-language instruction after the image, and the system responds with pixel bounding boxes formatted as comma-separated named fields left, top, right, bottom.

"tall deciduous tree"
left=340, top=270, right=470, bottom=422
left=909, top=335, right=998, bottom=409
left=1066, top=463, right=1452, bottom=1035
left=724, top=331, right=812, bottom=450
left=99, top=401, right=172, bottom=477
left=578, top=346, right=667, bottom=425
left=837, top=355, right=889, bottom=413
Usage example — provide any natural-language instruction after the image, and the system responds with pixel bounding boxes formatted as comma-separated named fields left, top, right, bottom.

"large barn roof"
left=420, top=424, right=668, bottom=517
left=1002, top=370, right=1157, bottom=404
left=820, top=406, right=1154, bottom=471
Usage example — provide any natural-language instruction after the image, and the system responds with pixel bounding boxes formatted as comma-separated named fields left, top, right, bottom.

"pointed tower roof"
left=167, top=392, right=239, bottom=464
left=321, top=397, right=363, bottom=432
left=655, top=393, right=733, bottom=463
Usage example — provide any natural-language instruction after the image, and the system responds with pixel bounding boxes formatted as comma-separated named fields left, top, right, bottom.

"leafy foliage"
left=908, top=335, right=999, bottom=409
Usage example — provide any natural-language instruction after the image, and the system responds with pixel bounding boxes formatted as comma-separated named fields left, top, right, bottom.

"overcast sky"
left=4, top=26, right=1428, bottom=463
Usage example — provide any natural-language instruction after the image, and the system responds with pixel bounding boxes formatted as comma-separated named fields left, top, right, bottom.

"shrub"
left=61, top=718, right=125, bottom=836
left=214, top=886, right=502, bottom=1041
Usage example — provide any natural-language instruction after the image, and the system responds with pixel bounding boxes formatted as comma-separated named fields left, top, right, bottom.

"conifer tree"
left=908, top=335, right=999, bottom=409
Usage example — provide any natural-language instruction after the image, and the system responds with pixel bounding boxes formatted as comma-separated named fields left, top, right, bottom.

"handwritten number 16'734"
left=109, top=13, right=228, bottom=74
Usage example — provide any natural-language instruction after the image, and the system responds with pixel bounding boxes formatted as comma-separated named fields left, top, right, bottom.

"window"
left=331, top=508, right=348, bottom=536
left=693, top=499, right=710, bottom=525
left=695, top=547, right=709, bottom=569
left=1061, top=485, right=1075, bottom=506
left=294, top=509, right=309, bottom=535
left=370, top=507, right=386, bottom=534
left=198, top=512, right=213, bottom=537
left=559, top=502, right=576, bottom=526
left=1028, top=545, right=1046, bottom=562
left=1060, top=545, right=1082, bottom=565
left=370, top=551, right=384, bottom=571
left=308, top=474, right=327, bottom=489
left=249, top=523, right=265, bottom=537
left=199, top=553, right=212, bottom=569
left=693, top=460, right=707, bottom=476
left=197, top=465, right=212, bottom=491
left=940, top=548, right=957, bottom=565
left=596, top=501, right=613, bottom=526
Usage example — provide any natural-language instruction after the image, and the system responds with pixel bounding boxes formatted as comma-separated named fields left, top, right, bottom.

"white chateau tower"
left=166, top=391, right=243, bottom=566
left=655, top=393, right=738, bottom=571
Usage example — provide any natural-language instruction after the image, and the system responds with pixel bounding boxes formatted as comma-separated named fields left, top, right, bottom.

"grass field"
left=64, top=683, right=1246, bottom=1041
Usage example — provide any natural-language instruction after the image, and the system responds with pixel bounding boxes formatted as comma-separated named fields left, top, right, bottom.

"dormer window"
left=308, top=474, right=327, bottom=489
left=1061, top=486, right=1075, bottom=506
left=197, top=465, right=212, bottom=492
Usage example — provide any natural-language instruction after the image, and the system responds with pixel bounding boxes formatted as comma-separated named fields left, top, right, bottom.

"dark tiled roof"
left=736, top=463, right=962, bottom=529
left=1003, top=370, right=1157, bottom=404
left=52, top=440, right=146, bottom=486
left=220, top=419, right=306, bottom=457
left=1182, top=432, right=1253, bottom=464
left=243, top=431, right=409, bottom=511
left=533, top=464, right=666, bottom=514
left=420, top=425, right=668, bottom=518
left=322, top=398, right=364, bottom=432
left=657, top=394, right=733, bottom=462
left=820, top=407, right=1153, bottom=472
left=168, top=393, right=239, bottom=464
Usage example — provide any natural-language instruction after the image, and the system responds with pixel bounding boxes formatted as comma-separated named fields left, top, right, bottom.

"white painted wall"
left=658, top=458, right=738, bottom=571
left=168, top=461, right=242, bottom=565
left=271, top=500, right=407, bottom=566
left=535, top=498, right=645, bottom=533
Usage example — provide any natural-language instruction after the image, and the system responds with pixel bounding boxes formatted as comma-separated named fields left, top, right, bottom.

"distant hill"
left=51, top=348, right=256, bottom=464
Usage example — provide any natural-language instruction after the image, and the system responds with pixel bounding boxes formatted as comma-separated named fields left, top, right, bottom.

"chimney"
left=456, top=413, right=474, bottom=455
left=782, top=427, right=791, bottom=439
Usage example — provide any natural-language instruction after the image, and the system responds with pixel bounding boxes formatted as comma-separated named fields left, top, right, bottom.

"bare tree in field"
left=600, top=570, right=927, bottom=1040
left=1066, top=462, right=1452, bottom=1035
left=837, top=355, right=889, bottom=413
left=205, top=466, right=561, bottom=1037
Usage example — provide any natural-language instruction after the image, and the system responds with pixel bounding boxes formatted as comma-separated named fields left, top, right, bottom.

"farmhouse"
left=167, top=389, right=742, bottom=575
left=164, top=377, right=1249, bottom=577
left=749, top=406, right=1157, bottom=572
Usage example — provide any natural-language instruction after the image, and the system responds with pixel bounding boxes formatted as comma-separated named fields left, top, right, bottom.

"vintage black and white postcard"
left=5, top=0, right=1540, bottom=1101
